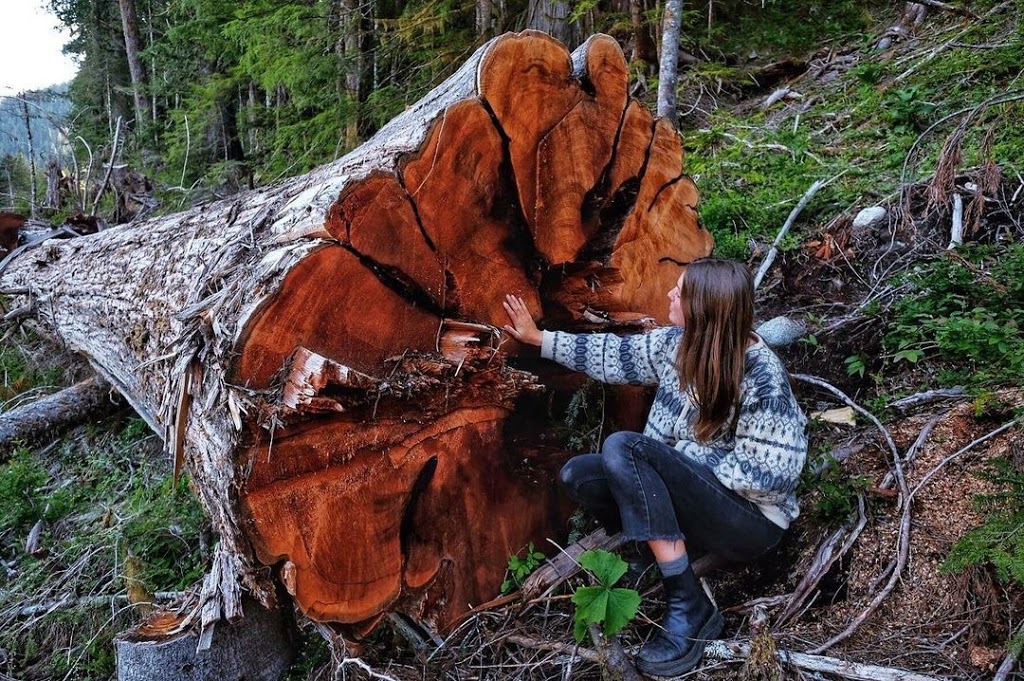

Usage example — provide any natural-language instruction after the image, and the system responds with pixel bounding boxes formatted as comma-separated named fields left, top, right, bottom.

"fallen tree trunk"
left=0, top=31, right=713, bottom=635
left=0, top=376, right=120, bottom=457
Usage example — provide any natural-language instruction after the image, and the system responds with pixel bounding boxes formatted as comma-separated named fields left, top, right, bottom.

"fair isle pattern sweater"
left=541, top=326, right=808, bottom=528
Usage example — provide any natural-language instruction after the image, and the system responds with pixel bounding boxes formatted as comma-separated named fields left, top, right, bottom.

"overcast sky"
left=0, top=1, right=79, bottom=95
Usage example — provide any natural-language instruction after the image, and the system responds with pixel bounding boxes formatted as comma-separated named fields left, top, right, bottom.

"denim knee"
left=601, top=431, right=644, bottom=481
left=559, top=457, right=589, bottom=500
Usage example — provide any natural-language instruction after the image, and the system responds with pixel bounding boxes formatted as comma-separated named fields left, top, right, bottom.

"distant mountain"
left=0, top=85, right=71, bottom=161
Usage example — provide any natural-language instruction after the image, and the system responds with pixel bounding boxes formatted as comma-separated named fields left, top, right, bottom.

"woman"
left=502, top=258, right=807, bottom=676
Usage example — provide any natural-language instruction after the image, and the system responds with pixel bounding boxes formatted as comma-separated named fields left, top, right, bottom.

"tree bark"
left=44, top=159, right=63, bottom=212
left=630, top=0, right=657, bottom=65
left=657, top=0, right=683, bottom=124
left=0, top=32, right=712, bottom=636
left=20, top=100, right=38, bottom=218
left=117, top=0, right=152, bottom=132
left=0, top=377, right=120, bottom=458
left=476, top=0, right=494, bottom=37
left=526, top=0, right=580, bottom=48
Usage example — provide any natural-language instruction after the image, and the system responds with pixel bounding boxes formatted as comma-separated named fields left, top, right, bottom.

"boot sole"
left=635, top=610, right=724, bottom=677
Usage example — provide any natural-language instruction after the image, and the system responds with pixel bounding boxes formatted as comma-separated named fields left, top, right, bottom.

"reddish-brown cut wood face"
left=401, top=100, right=541, bottom=327
left=533, top=35, right=628, bottom=264
left=611, top=120, right=713, bottom=322
left=0, top=212, right=25, bottom=257
left=231, top=31, right=714, bottom=634
left=236, top=245, right=442, bottom=387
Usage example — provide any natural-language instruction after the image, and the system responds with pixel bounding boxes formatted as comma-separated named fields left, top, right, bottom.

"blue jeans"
left=559, top=431, right=784, bottom=562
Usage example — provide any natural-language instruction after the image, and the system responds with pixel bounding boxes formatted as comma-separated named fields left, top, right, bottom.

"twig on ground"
left=15, top=591, right=184, bottom=618
left=793, top=373, right=922, bottom=654
left=895, top=2, right=1010, bottom=81
left=890, top=387, right=966, bottom=413
left=705, top=639, right=946, bottom=681
left=910, top=416, right=1022, bottom=500
left=910, top=0, right=981, bottom=19
left=870, top=414, right=942, bottom=593
left=948, top=192, right=964, bottom=248
left=505, top=633, right=600, bottom=663
left=775, top=494, right=867, bottom=629
left=900, top=89, right=1024, bottom=227
left=792, top=374, right=898, bottom=459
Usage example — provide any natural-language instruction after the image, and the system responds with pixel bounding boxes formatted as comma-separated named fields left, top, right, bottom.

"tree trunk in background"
left=0, top=32, right=712, bottom=637
left=657, top=0, right=683, bottom=124
left=630, top=0, right=657, bottom=64
left=476, top=0, right=493, bottom=36
left=526, top=0, right=580, bottom=48
left=340, top=0, right=366, bottom=147
left=118, top=0, right=152, bottom=132
left=45, top=159, right=63, bottom=212
left=20, top=100, right=37, bottom=219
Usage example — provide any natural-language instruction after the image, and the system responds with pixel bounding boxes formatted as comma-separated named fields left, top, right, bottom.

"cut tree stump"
left=115, top=596, right=295, bottom=681
left=0, top=31, right=712, bottom=636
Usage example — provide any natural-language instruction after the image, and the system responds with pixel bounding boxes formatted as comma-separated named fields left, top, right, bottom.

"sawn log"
left=0, top=31, right=713, bottom=635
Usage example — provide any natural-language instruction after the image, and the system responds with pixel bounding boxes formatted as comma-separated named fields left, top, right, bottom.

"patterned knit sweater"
left=541, top=326, right=808, bottom=529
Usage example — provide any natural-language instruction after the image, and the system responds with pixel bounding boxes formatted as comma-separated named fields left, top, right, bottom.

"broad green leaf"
left=578, top=549, right=628, bottom=587
left=572, top=585, right=609, bottom=625
left=603, top=588, right=642, bottom=636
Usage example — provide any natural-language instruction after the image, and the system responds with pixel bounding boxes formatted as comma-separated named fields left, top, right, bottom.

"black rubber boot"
left=635, top=565, right=724, bottom=677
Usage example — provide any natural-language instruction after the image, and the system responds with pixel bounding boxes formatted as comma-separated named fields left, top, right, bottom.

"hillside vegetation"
left=1, top=1, right=1024, bottom=679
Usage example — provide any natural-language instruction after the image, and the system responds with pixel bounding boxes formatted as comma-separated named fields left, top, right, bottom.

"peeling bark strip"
left=0, top=32, right=713, bottom=634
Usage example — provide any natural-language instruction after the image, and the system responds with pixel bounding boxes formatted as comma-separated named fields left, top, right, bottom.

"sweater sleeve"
left=540, top=327, right=681, bottom=386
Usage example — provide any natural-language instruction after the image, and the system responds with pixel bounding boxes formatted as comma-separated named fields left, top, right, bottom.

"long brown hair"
left=674, top=259, right=754, bottom=442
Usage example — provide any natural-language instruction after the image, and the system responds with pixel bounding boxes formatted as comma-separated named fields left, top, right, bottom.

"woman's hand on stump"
left=502, top=294, right=543, bottom=347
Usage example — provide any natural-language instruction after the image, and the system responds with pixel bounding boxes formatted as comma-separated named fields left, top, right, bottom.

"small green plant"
left=881, top=245, right=1024, bottom=389
left=563, top=380, right=607, bottom=454
left=844, top=354, right=867, bottom=378
left=501, top=542, right=546, bottom=594
left=571, top=549, right=642, bottom=642
left=798, top=334, right=820, bottom=349
left=885, top=86, right=937, bottom=134
left=942, top=456, right=1024, bottom=585
left=799, top=454, right=873, bottom=523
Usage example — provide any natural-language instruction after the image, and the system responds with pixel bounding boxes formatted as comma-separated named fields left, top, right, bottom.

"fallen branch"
left=895, top=2, right=1010, bottom=81
left=911, top=0, right=981, bottom=19
left=753, top=179, right=826, bottom=290
left=868, top=415, right=944, bottom=592
left=890, top=387, right=966, bottom=413
left=0, top=376, right=121, bottom=458
left=505, top=633, right=601, bottom=663
left=793, top=374, right=921, bottom=654
left=910, top=416, right=1022, bottom=500
left=520, top=528, right=625, bottom=600
left=809, top=413, right=930, bottom=654
left=705, top=639, right=946, bottom=681
left=948, top=192, right=964, bottom=249
left=16, top=591, right=184, bottom=618
left=792, top=374, right=898, bottom=458
left=775, top=494, right=867, bottom=628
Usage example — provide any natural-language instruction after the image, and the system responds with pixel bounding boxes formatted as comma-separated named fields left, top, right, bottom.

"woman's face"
left=667, top=271, right=686, bottom=326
